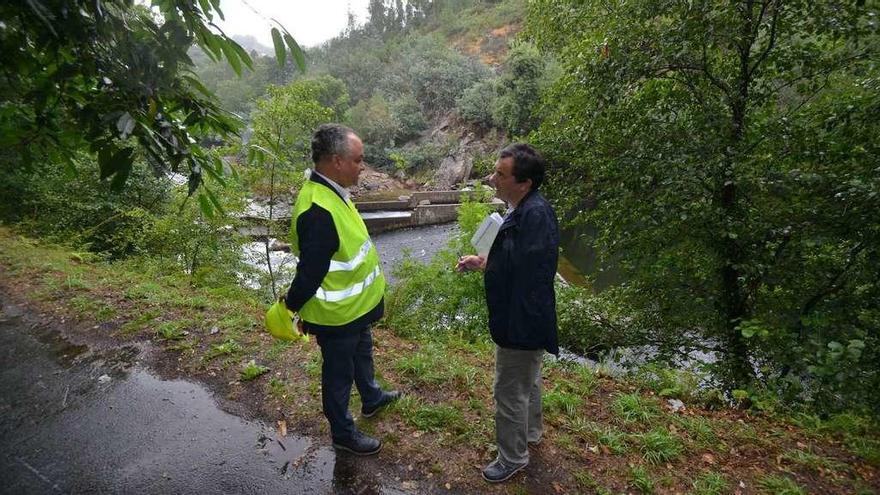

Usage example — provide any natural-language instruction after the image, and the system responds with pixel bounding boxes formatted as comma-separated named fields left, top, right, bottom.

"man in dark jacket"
left=457, top=143, right=560, bottom=483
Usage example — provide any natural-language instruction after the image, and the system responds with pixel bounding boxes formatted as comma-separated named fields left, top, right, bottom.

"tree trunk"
left=716, top=0, right=760, bottom=388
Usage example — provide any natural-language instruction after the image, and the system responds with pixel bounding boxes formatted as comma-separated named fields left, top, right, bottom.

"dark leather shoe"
left=362, top=390, right=401, bottom=418
left=332, top=432, right=381, bottom=456
left=482, top=458, right=527, bottom=483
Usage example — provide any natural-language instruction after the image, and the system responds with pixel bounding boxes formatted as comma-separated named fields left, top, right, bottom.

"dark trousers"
left=314, top=324, right=383, bottom=441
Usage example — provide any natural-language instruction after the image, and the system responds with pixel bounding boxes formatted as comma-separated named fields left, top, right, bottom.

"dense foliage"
left=527, top=0, right=880, bottom=412
left=1, top=0, right=302, bottom=208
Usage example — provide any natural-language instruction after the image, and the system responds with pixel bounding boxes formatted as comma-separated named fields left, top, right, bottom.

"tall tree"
left=528, top=0, right=879, bottom=406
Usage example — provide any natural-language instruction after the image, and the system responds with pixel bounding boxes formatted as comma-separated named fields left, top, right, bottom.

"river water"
left=241, top=222, right=460, bottom=288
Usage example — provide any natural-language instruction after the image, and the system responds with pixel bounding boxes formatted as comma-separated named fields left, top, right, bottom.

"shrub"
left=457, top=79, right=498, bottom=128
left=0, top=154, right=171, bottom=259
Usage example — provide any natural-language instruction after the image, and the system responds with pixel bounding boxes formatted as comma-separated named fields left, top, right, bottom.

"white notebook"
left=470, top=212, right=504, bottom=257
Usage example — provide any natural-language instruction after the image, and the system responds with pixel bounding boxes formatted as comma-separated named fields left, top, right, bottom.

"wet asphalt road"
left=0, top=301, right=407, bottom=495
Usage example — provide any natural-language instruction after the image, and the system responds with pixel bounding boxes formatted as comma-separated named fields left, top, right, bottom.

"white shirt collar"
left=309, top=169, right=350, bottom=201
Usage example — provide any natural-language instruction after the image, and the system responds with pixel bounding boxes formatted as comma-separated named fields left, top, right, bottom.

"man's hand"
left=456, top=254, right=486, bottom=272
left=280, top=295, right=307, bottom=338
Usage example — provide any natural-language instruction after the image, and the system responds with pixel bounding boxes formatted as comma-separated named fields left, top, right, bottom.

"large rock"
left=432, top=135, right=475, bottom=190
left=351, top=165, right=412, bottom=196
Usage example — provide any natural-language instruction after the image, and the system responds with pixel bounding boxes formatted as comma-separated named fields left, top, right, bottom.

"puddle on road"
left=0, top=306, right=401, bottom=494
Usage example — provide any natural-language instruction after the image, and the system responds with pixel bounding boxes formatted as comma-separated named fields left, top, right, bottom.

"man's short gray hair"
left=311, top=124, right=355, bottom=164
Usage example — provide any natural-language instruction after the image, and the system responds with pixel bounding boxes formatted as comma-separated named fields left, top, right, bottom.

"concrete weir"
left=354, top=190, right=504, bottom=234
left=242, top=191, right=504, bottom=236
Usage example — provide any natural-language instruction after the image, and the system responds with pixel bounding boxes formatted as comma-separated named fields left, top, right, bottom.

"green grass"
left=303, top=351, right=322, bottom=378
left=64, top=273, right=92, bottom=290
left=205, top=339, right=241, bottom=360
left=392, top=342, right=484, bottom=393
left=633, top=428, right=683, bottom=464
left=790, top=412, right=880, bottom=466
left=634, top=363, right=701, bottom=401
left=543, top=385, right=581, bottom=418
left=166, top=338, right=196, bottom=353
left=612, top=392, right=660, bottom=424
left=782, top=448, right=847, bottom=473
left=630, top=465, right=654, bottom=494
left=729, top=421, right=765, bottom=444
left=691, top=471, right=728, bottom=495
left=412, top=403, right=467, bottom=434
left=564, top=416, right=596, bottom=440
left=240, top=360, right=269, bottom=381
left=69, top=295, right=116, bottom=322
left=674, top=415, right=720, bottom=448
left=119, top=308, right=161, bottom=334
left=266, top=340, right=293, bottom=362
left=595, top=425, right=628, bottom=455
left=155, top=321, right=187, bottom=341
left=268, top=377, right=286, bottom=398
left=123, top=281, right=164, bottom=302
left=571, top=365, right=599, bottom=397
left=397, top=396, right=468, bottom=434
left=556, top=432, right=582, bottom=456
left=757, top=475, right=806, bottom=495
left=847, top=437, right=880, bottom=466
left=573, top=468, right=617, bottom=495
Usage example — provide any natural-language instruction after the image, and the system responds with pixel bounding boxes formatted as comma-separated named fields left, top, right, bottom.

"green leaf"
left=202, top=156, right=227, bottom=187
left=219, top=39, right=242, bottom=76
left=271, top=28, right=286, bottom=67
left=203, top=186, right=225, bottom=216
left=98, top=147, right=134, bottom=184
left=208, top=0, right=224, bottom=20
left=188, top=164, right=202, bottom=196
left=197, top=0, right=212, bottom=20
left=848, top=339, right=865, bottom=350
left=199, top=30, right=223, bottom=61
left=284, top=33, right=306, bottom=73
left=228, top=39, right=254, bottom=70
left=197, top=192, right=215, bottom=219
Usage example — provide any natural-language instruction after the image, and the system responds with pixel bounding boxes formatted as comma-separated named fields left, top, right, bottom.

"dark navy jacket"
left=484, top=189, right=560, bottom=355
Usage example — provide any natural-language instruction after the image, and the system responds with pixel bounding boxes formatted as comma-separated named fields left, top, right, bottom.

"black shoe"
left=361, top=390, right=401, bottom=418
left=481, top=458, right=527, bottom=483
left=332, top=432, right=381, bottom=456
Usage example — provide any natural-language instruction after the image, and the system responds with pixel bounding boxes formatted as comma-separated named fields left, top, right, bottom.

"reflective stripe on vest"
left=328, top=239, right=372, bottom=272
left=315, top=265, right=381, bottom=302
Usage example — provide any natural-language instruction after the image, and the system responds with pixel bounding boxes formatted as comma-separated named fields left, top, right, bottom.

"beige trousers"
left=494, top=345, right=544, bottom=466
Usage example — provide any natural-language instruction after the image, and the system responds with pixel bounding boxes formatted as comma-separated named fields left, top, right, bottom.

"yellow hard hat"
left=265, top=300, right=306, bottom=342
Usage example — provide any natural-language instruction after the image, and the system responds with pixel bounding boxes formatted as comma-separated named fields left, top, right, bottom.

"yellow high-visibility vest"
left=289, top=179, right=385, bottom=326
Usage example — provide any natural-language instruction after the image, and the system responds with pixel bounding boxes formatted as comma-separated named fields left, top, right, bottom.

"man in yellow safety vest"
left=284, top=124, right=400, bottom=455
